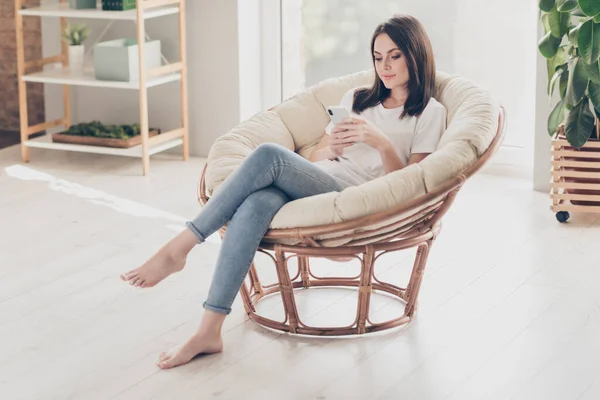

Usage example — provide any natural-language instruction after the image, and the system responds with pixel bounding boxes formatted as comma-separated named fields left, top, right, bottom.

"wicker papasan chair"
left=197, top=70, right=506, bottom=336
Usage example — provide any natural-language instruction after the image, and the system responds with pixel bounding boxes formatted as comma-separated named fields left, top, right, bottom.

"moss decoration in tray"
left=52, top=121, right=161, bottom=148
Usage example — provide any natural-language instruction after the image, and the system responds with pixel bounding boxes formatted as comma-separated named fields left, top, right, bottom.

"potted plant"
left=538, top=0, right=600, bottom=221
left=61, top=23, right=91, bottom=74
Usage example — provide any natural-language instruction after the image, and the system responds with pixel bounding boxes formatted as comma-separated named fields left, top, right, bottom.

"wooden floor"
left=1, top=145, right=599, bottom=400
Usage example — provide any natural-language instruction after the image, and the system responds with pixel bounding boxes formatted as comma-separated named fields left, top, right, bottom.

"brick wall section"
left=0, top=0, right=45, bottom=131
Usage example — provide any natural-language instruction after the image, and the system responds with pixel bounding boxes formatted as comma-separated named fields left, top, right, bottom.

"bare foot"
left=156, top=332, right=223, bottom=369
left=120, top=249, right=186, bottom=288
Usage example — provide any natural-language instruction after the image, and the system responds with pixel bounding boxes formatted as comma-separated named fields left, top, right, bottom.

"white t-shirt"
left=314, top=87, right=447, bottom=187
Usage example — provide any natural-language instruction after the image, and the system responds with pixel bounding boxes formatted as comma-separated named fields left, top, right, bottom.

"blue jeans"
left=186, top=143, right=349, bottom=315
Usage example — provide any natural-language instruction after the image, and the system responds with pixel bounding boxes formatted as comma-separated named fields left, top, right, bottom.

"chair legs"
left=404, top=240, right=432, bottom=317
left=240, top=238, right=435, bottom=336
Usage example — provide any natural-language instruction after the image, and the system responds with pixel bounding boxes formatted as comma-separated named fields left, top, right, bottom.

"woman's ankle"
left=197, top=310, right=227, bottom=337
left=165, top=229, right=199, bottom=258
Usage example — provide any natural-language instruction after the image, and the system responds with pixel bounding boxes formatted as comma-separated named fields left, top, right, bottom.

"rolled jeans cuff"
left=185, top=221, right=207, bottom=243
left=203, top=301, right=231, bottom=315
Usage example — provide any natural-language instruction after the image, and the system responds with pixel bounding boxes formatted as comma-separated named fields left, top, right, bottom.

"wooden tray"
left=52, top=129, right=160, bottom=149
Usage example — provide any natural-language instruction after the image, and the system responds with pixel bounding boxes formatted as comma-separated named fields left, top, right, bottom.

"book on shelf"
left=101, top=0, right=136, bottom=11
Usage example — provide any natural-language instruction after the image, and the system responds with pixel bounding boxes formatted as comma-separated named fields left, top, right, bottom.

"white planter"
left=68, top=45, right=85, bottom=74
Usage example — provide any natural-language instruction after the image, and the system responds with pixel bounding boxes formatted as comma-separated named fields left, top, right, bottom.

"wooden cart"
left=551, top=125, right=600, bottom=222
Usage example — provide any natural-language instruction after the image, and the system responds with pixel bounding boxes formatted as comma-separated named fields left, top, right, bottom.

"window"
left=281, top=0, right=412, bottom=100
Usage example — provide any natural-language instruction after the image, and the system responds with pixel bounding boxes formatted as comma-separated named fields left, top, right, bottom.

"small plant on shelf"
left=61, top=23, right=90, bottom=46
left=62, top=23, right=91, bottom=73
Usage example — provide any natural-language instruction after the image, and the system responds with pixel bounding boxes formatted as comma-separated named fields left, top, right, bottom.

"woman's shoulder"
left=423, top=97, right=446, bottom=114
left=414, top=97, right=447, bottom=130
left=343, top=86, right=368, bottom=100
left=417, top=97, right=447, bottom=120
left=338, top=86, right=369, bottom=109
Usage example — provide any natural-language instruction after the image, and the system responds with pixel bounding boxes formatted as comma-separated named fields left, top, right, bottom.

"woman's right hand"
left=329, top=126, right=355, bottom=156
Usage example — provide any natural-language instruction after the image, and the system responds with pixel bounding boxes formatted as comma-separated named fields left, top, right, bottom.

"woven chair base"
left=238, top=237, right=434, bottom=336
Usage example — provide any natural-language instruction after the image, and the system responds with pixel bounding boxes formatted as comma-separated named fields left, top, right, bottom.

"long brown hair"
left=353, top=15, right=436, bottom=118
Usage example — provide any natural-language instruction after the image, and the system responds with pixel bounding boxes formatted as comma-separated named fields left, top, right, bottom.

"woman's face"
left=373, top=33, right=409, bottom=90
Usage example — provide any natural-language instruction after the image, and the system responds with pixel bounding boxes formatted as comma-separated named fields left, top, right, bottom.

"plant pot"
left=69, top=0, right=97, bottom=9
left=68, top=45, right=85, bottom=74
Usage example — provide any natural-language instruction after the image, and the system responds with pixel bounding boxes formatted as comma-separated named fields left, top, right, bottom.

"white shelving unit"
left=14, top=0, right=189, bottom=175
left=21, top=67, right=182, bottom=89
left=25, top=133, right=183, bottom=157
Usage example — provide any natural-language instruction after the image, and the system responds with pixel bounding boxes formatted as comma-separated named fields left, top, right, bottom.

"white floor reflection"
left=4, top=164, right=221, bottom=243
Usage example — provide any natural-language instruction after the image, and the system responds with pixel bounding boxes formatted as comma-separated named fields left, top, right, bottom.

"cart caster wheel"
left=556, top=211, right=570, bottom=223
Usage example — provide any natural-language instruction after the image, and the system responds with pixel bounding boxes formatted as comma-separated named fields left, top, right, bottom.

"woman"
left=120, top=14, right=447, bottom=369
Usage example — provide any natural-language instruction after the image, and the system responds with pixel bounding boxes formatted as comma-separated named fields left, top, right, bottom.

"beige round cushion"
left=204, top=70, right=500, bottom=246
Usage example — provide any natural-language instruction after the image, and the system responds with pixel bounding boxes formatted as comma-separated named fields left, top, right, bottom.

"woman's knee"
left=242, top=187, right=289, bottom=215
left=252, top=143, right=291, bottom=162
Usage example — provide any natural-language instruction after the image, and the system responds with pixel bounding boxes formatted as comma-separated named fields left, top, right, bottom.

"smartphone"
left=327, top=106, right=350, bottom=126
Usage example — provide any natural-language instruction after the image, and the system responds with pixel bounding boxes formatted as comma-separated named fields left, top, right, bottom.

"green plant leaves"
left=61, top=23, right=90, bottom=46
left=565, top=97, right=595, bottom=147
left=589, top=82, right=600, bottom=111
left=539, top=31, right=563, bottom=58
left=578, top=19, right=600, bottom=64
left=547, top=47, right=566, bottom=90
left=560, top=67, right=570, bottom=98
left=566, top=57, right=590, bottom=105
left=549, top=100, right=568, bottom=136
left=558, top=0, right=579, bottom=11
left=549, top=63, right=568, bottom=96
left=585, top=59, right=600, bottom=82
left=578, top=0, right=600, bottom=16
left=540, top=0, right=556, bottom=12
left=570, top=23, right=582, bottom=46
left=538, top=1, right=600, bottom=147
left=549, top=9, right=571, bottom=37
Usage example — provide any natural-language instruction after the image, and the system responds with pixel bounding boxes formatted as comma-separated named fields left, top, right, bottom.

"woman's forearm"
left=309, top=146, right=339, bottom=162
left=378, top=142, right=406, bottom=174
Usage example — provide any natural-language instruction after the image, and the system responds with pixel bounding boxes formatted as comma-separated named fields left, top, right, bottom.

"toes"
left=130, top=277, right=141, bottom=286
left=121, top=271, right=137, bottom=281
left=157, top=354, right=169, bottom=365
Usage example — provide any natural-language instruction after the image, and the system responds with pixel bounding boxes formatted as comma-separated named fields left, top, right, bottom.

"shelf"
left=18, top=3, right=179, bottom=20
left=24, top=134, right=183, bottom=158
left=21, top=66, right=181, bottom=89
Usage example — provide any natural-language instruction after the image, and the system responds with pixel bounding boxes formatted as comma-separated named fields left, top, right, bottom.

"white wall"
left=533, top=17, right=553, bottom=192
left=453, top=0, right=538, bottom=153
left=237, top=0, right=261, bottom=122
left=42, top=0, right=240, bottom=157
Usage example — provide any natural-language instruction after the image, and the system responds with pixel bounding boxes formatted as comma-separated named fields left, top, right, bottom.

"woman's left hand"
left=333, top=117, right=391, bottom=151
